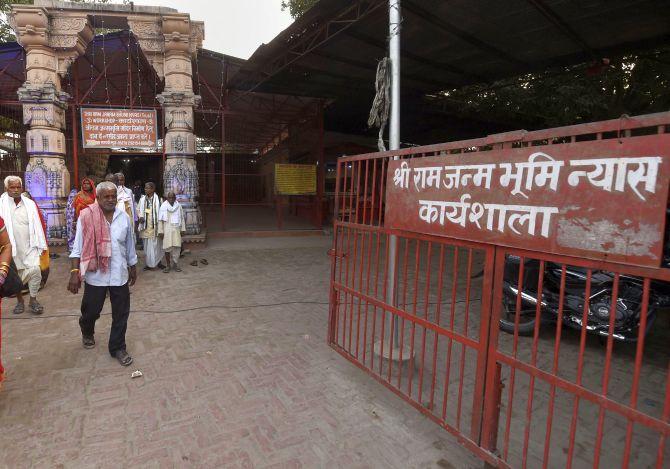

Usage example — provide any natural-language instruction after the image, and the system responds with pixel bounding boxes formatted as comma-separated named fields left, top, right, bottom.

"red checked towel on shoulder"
left=78, top=201, right=111, bottom=278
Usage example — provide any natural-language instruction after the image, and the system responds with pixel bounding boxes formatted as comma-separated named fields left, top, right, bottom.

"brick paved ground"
left=0, top=236, right=481, bottom=469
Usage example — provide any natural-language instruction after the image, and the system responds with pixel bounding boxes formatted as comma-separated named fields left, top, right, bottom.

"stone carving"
left=25, top=157, right=66, bottom=198
left=17, top=82, right=69, bottom=106
left=157, top=90, right=201, bottom=108
left=138, top=39, right=164, bottom=52
left=189, top=21, right=205, bottom=55
left=128, top=20, right=162, bottom=37
left=172, top=135, right=186, bottom=153
left=167, top=109, right=193, bottom=130
left=50, top=17, right=87, bottom=32
left=49, top=34, right=79, bottom=48
left=24, top=106, right=50, bottom=126
left=128, top=18, right=165, bottom=78
left=164, top=159, right=198, bottom=197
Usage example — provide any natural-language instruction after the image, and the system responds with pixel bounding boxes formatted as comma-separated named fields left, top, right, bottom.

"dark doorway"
left=107, top=154, right=163, bottom=193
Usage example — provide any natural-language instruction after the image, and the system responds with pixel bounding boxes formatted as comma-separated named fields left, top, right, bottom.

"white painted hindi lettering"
left=417, top=195, right=558, bottom=238
left=442, top=164, right=496, bottom=190
left=393, top=161, right=411, bottom=189
left=499, top=152, right=564, bottom=198
left=413, top=166, right=442, bottom=191
left=567, top=156, right=661, bottom=200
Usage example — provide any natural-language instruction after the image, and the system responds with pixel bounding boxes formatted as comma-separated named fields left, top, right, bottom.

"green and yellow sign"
left=274, top=164, right=317, bottom=195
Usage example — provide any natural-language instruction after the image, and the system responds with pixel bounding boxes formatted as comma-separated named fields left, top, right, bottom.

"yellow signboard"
left=274, top=164, right=317, bottom=195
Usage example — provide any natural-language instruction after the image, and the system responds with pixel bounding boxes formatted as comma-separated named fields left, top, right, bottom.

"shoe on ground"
left=82, top=335, right=95, bottom=349
left=114, top=349, right=133, bottom=366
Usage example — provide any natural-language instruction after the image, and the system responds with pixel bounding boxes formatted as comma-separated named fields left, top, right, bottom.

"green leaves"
left=280, top=0, right=319, bottom=19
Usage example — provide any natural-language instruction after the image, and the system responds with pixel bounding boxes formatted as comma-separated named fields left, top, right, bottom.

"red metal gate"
left=327, top=113, right=670, bottom=468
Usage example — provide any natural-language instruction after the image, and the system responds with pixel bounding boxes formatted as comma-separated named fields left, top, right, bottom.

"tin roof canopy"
left=228, top=0, right=670, bottom=140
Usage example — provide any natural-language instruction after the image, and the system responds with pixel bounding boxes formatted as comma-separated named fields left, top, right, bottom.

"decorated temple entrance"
left=0, top=1, right=327, bottom=243
left=106, top=154, right=163, bottom=190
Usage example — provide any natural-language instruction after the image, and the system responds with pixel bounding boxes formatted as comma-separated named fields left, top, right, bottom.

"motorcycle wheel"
left=499, top=295, right=537, bottom=336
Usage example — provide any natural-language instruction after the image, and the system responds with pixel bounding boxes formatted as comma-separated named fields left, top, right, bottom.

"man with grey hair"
left=68, top=181, right=138, bottom=366
left=0, top=176, right=47, bottom=314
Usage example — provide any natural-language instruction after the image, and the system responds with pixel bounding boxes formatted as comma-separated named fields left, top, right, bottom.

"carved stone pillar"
left=157, top=14, right=204, bottom=235
left=128, top=17, right=165, bottom=78
left=10, top=6, right=92, bottom=241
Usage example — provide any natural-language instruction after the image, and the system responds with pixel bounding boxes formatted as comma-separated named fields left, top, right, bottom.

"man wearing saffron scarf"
left=68, top=181, right=138, bottom=366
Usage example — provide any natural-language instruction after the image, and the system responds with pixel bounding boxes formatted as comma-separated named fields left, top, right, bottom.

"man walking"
left=137, top=182, right=163, bottom=270
left=0, top=176, right=47, bottom=314
left=68, top=181, right=137, bottom=366
left=158, top=191, right=186, bottom=273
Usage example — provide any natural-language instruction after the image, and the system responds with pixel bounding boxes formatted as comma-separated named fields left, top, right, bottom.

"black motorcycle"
left=499, top=256, right=670, bottom=342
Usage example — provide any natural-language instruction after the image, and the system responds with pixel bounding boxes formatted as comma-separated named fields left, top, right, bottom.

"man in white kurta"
left=0, top=176, right=47, bottom=314
left=115, top=173, right=137, bottom=231
left=158, top=192, right=186, bottom=273
left=137, top=182, right=163, bottom=270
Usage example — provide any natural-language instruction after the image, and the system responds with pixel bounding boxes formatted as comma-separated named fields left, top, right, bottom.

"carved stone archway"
left=9, top=1, right=206, bottom=240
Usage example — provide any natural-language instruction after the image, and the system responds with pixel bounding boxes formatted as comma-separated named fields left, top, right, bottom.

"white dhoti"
left=138, top=194, right=163, bottom=268
left=18, top=265, right=41, bottom=297
left=158, top=200, right=186, bottom=267
left=143, top=237, right=163, bottom=268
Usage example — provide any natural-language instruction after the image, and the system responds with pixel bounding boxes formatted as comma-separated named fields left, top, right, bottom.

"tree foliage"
left=0, top=0, right=31, bottom=43
left=280, top=0, right=319, bottom=19
left=431, top=50, right=670, bottom=129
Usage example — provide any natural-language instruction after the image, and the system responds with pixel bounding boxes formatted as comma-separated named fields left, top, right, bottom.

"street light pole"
left=386, top=0, right=401, bottom=346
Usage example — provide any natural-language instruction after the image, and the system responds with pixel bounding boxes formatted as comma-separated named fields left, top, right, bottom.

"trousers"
left=79, top=282, right=130, bottom=356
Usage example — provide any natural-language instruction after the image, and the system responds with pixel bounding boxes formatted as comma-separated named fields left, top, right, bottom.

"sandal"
left=200, top=259, right=208, bottom=265
left=173, top=265, right=182, bottom=272
left=12, top=303, right=24, bottom=315
left=163, top=266, right=171, bottom=273
left=30, top=301, right=44, bottom=315
left=114, top=350, right=133, bottom=366
left=190, top=260, right=198, bottom=267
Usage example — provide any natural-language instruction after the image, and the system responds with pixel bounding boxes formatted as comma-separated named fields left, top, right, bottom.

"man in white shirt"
left=68, top=181, right=138, bottom=366
left=0, top=176, right=47, bottom=315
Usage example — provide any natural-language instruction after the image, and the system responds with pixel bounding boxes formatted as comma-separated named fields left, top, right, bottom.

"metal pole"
left=316, top=101, right=325, bottom=229
left=386, top=0, right=401, bottom=347
left=72, top=71, right=79, bottom=189
left=221, top=109, right=226, bottom=230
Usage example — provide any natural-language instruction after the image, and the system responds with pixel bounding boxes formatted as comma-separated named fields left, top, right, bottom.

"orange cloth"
left=73, top=178, right=96, bottom=219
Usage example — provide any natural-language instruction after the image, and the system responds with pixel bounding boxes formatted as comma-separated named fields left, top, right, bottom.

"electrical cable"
left=0, top=298, right=481, bottom=321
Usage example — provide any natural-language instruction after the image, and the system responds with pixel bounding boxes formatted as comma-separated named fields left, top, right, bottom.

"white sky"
left=133, top=0, right=295, bottom=59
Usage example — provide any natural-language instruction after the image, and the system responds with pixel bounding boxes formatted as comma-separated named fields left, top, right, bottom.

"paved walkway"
left=0, top=236, right=480, bottom=468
